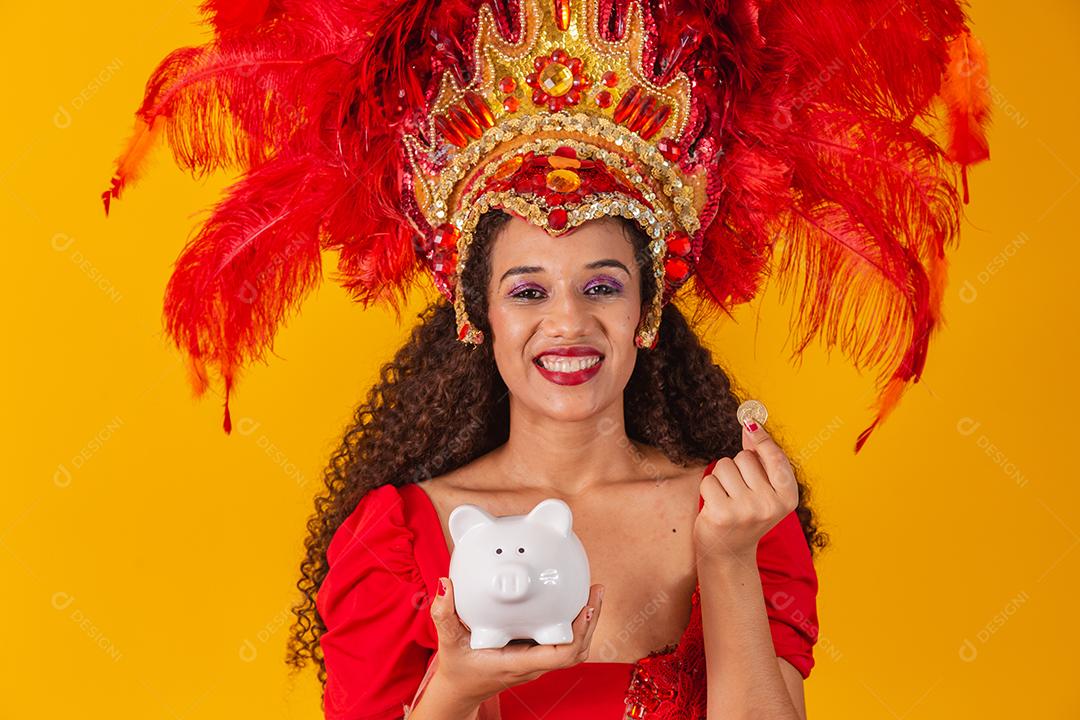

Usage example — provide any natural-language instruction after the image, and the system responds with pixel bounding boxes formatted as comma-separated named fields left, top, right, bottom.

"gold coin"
left=736, top=399, right=768, bottom=427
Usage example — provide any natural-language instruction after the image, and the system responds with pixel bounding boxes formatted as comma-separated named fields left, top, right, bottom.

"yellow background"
left=3, top=0, right=1077, bottom=717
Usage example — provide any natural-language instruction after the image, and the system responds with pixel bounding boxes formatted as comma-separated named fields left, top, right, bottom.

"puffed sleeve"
left=757, top=509, right=820, bottom=679
left=316, top=484, right=435, bottom=719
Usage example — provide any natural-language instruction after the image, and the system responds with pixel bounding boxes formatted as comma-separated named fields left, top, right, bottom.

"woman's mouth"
left=532, top=354, right=604, bottom=386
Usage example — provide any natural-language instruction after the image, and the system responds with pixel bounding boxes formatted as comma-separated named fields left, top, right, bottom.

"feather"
left=940, top=29, right=992, bottom=202
left=101, top=115, right=165, bottom=216
left=162, top=152, right=333, bottom=432
left=197, top=0, right=279, bottom=34
left=103, top=0, right=990, bottom=446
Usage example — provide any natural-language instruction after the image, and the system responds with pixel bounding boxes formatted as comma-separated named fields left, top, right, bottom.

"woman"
left=298, top=207, right=827, bottom=718
left=102, top=0, right=990, bottom=717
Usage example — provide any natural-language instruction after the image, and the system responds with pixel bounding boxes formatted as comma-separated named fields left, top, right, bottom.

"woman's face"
left=486, top=215, right=643, bottom=421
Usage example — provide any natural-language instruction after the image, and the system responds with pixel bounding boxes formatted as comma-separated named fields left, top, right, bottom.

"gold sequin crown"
left=404, top=0, right=711, bottom=349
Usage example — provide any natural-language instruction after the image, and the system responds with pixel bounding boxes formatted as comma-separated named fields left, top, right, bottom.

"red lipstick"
left=532, top=346, right=604, bottom=386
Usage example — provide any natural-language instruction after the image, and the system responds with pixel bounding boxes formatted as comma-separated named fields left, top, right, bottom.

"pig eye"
left=495, top=548, right=502, bottom=554
left=517, top=547, right=525, bottom=553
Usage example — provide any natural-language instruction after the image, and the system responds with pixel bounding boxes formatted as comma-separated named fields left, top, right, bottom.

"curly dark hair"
left=284, top=209, right=830, bottom=694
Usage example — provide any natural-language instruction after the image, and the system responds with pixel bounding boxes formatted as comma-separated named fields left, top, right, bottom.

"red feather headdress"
left=102, top=0, right=990, bottom=452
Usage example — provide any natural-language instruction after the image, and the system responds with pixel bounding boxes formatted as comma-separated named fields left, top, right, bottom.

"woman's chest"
left=419, top=475, right=703, bottom=662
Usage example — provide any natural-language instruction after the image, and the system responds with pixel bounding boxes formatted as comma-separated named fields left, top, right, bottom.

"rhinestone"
left=539, top=63, right=574, bottom=96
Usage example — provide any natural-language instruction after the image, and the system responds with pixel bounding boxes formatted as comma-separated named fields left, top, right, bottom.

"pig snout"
left=490, top=563, right=531, bottom=600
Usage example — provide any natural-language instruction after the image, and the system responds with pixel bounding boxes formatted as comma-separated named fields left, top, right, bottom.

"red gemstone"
left=503, top=96, right=519, bottom=112
left=596, top=90, right=612, bottom=108
left=464, top=92, right=494, bottom=128
left=433, top=251, right=457, bottom=277
left=434, top=114, right=466, bottom=147
left=433, top=223, right=460, bottom=249
left=567, top=57, right=582, bottom=73
left=551, top=48, right=569, bottom=64
left=627, top=95, right=656, bottom=132
left=664, top=256, right=690, bottom=282
left=525, top=72, right=538, bottom=87
left=665, top=231, right=691, bottom=257
left=548, top=207, right=568, bottom=230
left=658, top=137, right=682, bottom=161
left=554, top=145, right=578, bottom=159
left=499, top=76, right=516, bottom=93
left=534, top=56, right=548, bottom=71
left=602, top=70, right=618, bottom=87
left=457, top=321, right=472, bottom=341
left=449, top=106, right=482, bottom=139
left=639, top=104, right=671, bottom=139
left=612, top=85, right=642, bottom=124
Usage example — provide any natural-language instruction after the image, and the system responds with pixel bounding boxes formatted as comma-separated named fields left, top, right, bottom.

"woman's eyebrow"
left=499, top=259, right=631, bottom=284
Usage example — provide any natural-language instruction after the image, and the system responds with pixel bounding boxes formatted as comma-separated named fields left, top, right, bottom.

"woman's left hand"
left=694, top=419, right=800, bottom=565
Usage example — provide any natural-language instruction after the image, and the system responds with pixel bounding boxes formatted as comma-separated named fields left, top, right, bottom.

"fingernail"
left=598, top=587, right=605, bottom=602
left=744, top=420, right=759, bottom=432
left=585, top=607, right=595, bottom=623
left=438, top=578, right=447, bottom=596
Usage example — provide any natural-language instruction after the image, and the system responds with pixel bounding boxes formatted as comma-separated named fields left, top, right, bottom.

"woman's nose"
left=543, top=287, right=592, bottom=338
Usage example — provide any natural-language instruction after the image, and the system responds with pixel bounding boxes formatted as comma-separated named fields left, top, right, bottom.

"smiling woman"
left=484, top=213, right=643, bottom=407
left=101, top=0, right=988, bottom=716
left=288, top=205, right=830, bottom=719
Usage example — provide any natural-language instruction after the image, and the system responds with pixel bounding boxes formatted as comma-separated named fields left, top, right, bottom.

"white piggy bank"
left=448, top=498, right=590, bottom=650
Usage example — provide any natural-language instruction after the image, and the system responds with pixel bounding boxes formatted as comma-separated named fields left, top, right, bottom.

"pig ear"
left=526, top=499, right=573, bottom=537
left=449, top=504, right=496, bottom=544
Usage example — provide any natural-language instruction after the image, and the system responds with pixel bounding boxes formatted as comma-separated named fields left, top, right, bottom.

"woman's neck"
left=491, top=396, right=650, bottom=496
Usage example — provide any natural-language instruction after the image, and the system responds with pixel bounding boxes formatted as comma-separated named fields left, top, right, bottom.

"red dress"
left=317, top=460, right=820, bottom=719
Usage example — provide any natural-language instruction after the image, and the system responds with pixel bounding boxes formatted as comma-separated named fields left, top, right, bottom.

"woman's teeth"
left=536, top=355, right=602, bottom=373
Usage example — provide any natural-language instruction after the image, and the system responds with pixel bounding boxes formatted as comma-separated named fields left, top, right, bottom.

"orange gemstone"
left=602, top=71, right=618, bottom=87
left=607, top=166, right=632, bottom=189
left=553, top=0, right=571, bottom=30
left=546, top=168, right=581, bottom=193
left=503, top=96, right=519, bottom=112
left=499, top=76, right=516, bottom=93
left=493, top=155, right=523, bottom=180
left=464, top=92, right=494, bottom=128
left=538, top=62, right=574, bottom=96
left=548, top=155, right=581, bottom=170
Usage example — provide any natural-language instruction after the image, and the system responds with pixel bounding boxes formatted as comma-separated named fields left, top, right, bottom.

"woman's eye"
left=585, top=283, right=619, bottom=296
left=511, top=288, right=545, bottom=300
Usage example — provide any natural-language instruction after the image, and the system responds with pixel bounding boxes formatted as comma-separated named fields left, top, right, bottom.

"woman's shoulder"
left=323, top=484, right=427, bottom=588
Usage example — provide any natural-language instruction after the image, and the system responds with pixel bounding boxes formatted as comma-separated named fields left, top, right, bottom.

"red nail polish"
left=746, top=421, right=759, bottom=432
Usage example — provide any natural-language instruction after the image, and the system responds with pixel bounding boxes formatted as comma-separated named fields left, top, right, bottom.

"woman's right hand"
left=429, top=576, right=605, bottom=706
